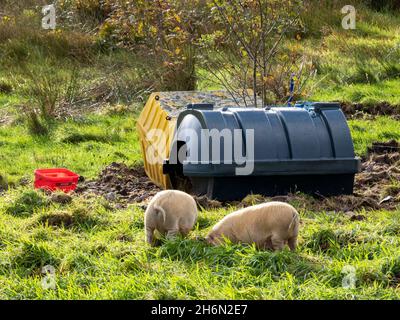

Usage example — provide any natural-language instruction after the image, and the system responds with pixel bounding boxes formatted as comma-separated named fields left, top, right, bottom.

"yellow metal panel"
left=136, top=93, right=176, bottom=189
left=137, top=90, right=257, bottom=189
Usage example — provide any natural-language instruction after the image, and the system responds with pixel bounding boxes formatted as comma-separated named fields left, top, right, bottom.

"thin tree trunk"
left=253, top=54, right=257, bottom=108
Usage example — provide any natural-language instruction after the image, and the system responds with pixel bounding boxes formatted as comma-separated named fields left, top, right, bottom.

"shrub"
left=99, top=0, right=203, bottom=91
left=199, top=0, right=312, bottom=105
left=60, top=0, right=112, bottom=31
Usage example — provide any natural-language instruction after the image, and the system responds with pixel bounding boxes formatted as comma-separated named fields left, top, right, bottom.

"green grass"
left=0, top=114, right=142, bottom=185
left=302, top=3, right=400, bottom=104
left=0, top=191, right=399, bottom=299
left=0, top=112, right=398, bottom=299
left=0, top=0, right=400, bottom=300
left=0, top=93, right=22, bottom=118
left=312, top=79, right=400, bottom=105
left=349, top=116, right=400, bottom=155
left=0, top=113, right=397, bottom=186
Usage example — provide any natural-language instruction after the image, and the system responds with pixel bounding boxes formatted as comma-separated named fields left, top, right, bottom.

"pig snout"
left=195, top=235, right=207, bottom=242
left=205, top=233, right=219, bottom=246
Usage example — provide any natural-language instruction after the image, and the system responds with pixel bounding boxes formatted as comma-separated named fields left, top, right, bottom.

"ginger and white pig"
left=144, top=190, right=198, bottom=246
left=206, top=202, right=299, bottom=251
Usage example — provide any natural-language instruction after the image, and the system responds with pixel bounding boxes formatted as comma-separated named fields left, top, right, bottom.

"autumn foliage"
left=99, top=0, right=210, bottom=91
left=64, top=0, right=313, bottom=102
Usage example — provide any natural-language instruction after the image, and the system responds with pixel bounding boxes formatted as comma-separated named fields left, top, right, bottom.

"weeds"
left=12, top=241, right=60, bottom=275
left=3, top=189, right=48, bottom=217
left=382, top=256, right=400, bottom=286
left=12, top=61, right=81, bottom=135
left=59, top=132, right=121, bottom=144
left=0, top=173, right=9, bottom=192
left=0, top=80, right=13, bottom=94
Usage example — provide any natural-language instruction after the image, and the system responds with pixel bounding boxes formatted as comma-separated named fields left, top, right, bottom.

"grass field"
left=0, top=112, right=142, bottom=186
left=0, top=0, right=400, bottom=300
left=304, top=6, right=400, bottom=104
left=0, top=188, right=400, bottom=299
left=0, top=112, right=399, bottom=299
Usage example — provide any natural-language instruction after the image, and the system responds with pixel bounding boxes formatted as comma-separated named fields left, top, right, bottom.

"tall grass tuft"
left=12, top=61, right=81, bottom=135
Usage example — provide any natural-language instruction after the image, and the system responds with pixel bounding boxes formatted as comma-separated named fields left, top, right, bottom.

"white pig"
left=206, top=202, right=299, bottom=251
left=145, top=190, right=198, bottom=246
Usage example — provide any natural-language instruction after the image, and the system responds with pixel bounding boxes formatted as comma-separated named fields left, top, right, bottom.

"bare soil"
left=341, top=102, right=400, bottom=120
left=75, top=162, right=161, bottom=207
left=263, top=141, right=400, bottom=213
left=76, top=141, right=400, bottom=213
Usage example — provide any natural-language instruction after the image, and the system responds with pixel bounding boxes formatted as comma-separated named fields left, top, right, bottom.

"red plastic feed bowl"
left=34, top=168, right=80, bottom=193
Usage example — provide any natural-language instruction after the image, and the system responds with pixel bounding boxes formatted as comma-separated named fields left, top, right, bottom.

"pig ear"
left=154, top=208, right=162, bottom=217
left=153, top=206, right=166, bottom=222
left=153, top=206, right=162, bottom=215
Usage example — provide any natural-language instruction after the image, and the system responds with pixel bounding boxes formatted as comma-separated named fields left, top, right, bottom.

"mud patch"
left=351, top=148, right=400, bottom=211
left=367, top=140, right=399, bottom=154
left=39, top=211, right=74, bottom=227
left=50, top=192, right=73, bottom=205
left=194, top=196, right=223, bottom=210
left=76, top=163, right=224, bottom=210
left=234, top=140, right=400, bottom=213
left=341, top=102, right=400, bottom=120
left=76, top=140, right=399, bottom=212
left=76, top=162, right=161, bottom=207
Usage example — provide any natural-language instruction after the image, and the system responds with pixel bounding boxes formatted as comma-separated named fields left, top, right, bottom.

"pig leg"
left=166, top=228, right=179, bottom=239
left=271, top=236, right=285, bottom=251
left=146, top=227, right=156, bottom=246
left=257, top=236, right=273, bottom=251
left=179, top=226, right=192, bottom=237
left=288, top=236, right=298, bottom=251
